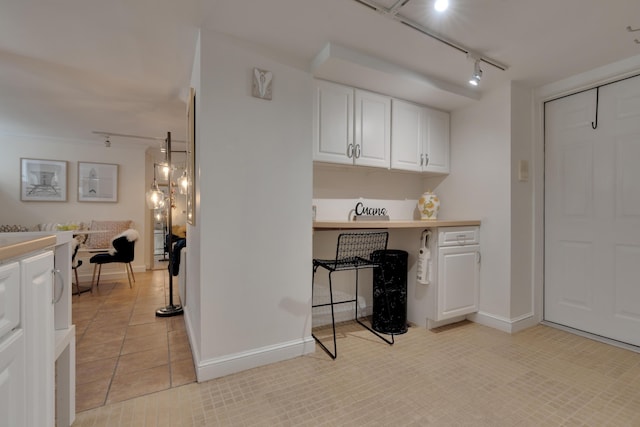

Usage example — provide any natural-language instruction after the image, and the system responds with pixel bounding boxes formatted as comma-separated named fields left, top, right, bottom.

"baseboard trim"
left=194, top=336, right=315, bottom=382
left=469, top=311, right=537, bottom=333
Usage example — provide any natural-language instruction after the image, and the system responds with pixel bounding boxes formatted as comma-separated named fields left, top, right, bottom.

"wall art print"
left=78, top=162, right=118, bottom=202
left=20, top=158, right=67, bottom=202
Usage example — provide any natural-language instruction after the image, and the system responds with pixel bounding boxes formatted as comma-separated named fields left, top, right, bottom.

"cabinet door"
left=0, top=331, right=26, bottom=427
left=312, top=80, right=354, bottom=165
left=22, top=251, right=54, bottom=427
left=424, top=107, right=450, bottom=174
left=391, top=99, right=423, bottom=172
left=355, top=89, right=390, bottom=168
left=0, top=262, right=20, bottom=338
left=437, top=245, right=480, bottom=320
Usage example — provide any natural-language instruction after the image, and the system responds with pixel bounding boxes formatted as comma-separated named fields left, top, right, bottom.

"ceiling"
left=1, top=0, right=639, bottom=148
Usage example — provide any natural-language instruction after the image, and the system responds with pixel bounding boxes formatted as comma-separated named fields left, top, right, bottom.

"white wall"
left=0, top=135, right=147, bottom=274
left=509, top=83, right=534, bottom=320
left=189, top=30, right=313, bottom=381
left=185, top=32, right=202, bottom=361
left=427, top=84, right=513, bottom=323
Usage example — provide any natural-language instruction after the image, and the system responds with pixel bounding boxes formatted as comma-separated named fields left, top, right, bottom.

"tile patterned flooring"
left=73, top=269, right=196, bottom=412
left=73, top=301, right=640, bottom=426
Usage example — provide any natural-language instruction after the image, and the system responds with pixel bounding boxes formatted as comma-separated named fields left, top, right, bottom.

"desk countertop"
left=313, top=219, right=481, bottom=230
left=0, top=234, right=57, bottom=261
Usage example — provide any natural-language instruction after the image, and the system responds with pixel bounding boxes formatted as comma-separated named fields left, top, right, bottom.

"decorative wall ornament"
left=20, top=158, right=67, bottom=202
left=252, top=67, right=273, bottom=100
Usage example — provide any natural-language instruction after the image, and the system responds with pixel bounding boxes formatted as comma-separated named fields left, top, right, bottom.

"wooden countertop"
left=313, top=219, right=481, bottom=230
left=0, top=233, right=57, bottom=261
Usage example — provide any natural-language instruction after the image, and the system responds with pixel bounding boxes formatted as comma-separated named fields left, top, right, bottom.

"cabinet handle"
left=425, top=154, right=430, bottom=167
left=347, top=143, right=354, bottom=158
left=355, top=144, right=361, bottom=159
left=476, top=251, right=481, bottom=264
left=420, top=154, right=424, bottom=166
left=52, top=268, right=64, bottom=304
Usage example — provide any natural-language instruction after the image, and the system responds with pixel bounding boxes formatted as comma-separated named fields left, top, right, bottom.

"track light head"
left=469, top=59, right=482, bottom=86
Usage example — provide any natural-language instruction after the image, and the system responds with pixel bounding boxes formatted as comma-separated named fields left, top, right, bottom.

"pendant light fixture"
left=177, top=170, right=189, bottom=195
left=145, top=167, right=166, bottom=210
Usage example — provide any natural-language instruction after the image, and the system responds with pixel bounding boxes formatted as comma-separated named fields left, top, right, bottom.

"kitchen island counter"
left=0, top=233, right=56, bottom=261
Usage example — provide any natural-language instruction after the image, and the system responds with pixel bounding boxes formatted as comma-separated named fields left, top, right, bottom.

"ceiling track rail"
left=92, top=130, right=186, bottom=143
left=352, top=0, right=509, bottom=71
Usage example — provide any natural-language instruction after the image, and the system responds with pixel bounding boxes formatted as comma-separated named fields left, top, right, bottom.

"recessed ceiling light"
left=434, top=0, right=449, bottom=12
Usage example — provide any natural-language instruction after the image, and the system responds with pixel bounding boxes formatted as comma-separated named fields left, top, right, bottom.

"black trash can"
left=371, top=249, right=408, bottom=335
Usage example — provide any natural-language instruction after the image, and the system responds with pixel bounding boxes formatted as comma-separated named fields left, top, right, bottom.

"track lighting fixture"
left=469, top=59, right=482, bottom=86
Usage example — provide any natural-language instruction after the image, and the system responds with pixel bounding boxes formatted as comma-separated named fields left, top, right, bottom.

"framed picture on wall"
left=78, top=162, right=118, bottom=202
left=20, top=158, right=68, bottom=202
left=186, top=87, right=196, bottom=225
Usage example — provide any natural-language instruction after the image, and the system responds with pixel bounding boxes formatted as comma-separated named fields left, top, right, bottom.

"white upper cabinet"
left=313, top=80, right=390, bottom=168
left=313, top=80, right=354, bottom=165
left=354, top=89, right=391, bottom=168
left=391, top=99, right=450, bottom=174
left=423, top=107, right=450, bottom=174
left=391, top=99, right=423, bottom=172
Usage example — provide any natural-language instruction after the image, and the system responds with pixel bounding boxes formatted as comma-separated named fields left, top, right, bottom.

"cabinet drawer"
left=438, top=227, right=479, bottom=247
left=0, top=262, right=20, bottom=338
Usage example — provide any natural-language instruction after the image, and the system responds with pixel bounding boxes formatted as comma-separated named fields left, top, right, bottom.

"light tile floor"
left=73, top=310, right=640, bottom=426
left=73, top=269, right=196, bottom=412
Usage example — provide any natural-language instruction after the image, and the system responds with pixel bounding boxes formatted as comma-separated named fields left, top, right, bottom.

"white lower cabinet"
left=0, top=249, right=55, bottom=427
left=22, top=251, right=55, bottom=427
left=0, top=261, right=25, bottom=427
left=424, top=227, right=480, bottom=328
left=0, top=330, right=26, bottom=427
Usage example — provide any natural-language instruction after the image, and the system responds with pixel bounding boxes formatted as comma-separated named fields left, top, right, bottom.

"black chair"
left=71, top=240, right=82, bottom=295
left=312, top=231, right=394, bottom=359
left=89, top=230, right=137, bottom=289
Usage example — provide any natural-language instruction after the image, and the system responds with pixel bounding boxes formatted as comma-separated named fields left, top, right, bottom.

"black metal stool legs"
left=312, top=264, right=395, bottom=360
left=311, top=266, right=339, bottom=359
left=354, top=267, right=395, bottom=346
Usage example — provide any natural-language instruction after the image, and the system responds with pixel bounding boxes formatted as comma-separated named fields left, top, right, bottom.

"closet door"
left=545, top=76, right=640, bottom=346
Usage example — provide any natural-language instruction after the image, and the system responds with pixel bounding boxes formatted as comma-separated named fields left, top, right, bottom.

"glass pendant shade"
left=146, top=182, right=166, bottom=210
left=178, top=171, right=189, bottom=195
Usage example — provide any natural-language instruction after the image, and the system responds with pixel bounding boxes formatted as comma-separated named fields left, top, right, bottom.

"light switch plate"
left=518, top=160, right=529, bottom=182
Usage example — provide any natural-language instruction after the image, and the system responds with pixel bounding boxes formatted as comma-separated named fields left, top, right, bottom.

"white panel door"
left=545, top=76, right=640, bottom=346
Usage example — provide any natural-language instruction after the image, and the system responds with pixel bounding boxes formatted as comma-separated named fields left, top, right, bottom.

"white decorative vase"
left=418, top=191, right=440, bottom=220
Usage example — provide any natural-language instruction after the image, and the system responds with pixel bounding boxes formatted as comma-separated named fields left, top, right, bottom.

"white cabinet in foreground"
left=424, top=226, right=480, bottom=328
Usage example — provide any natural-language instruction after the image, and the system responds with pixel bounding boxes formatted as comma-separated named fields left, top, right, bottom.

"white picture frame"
left=20, top=158, right=68, bottom=202
left=78, top=162, right=118, bottom=202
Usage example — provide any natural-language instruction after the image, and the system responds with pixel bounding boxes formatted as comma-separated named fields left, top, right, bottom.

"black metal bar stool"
left=312, top=231, right=395, bottom=359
